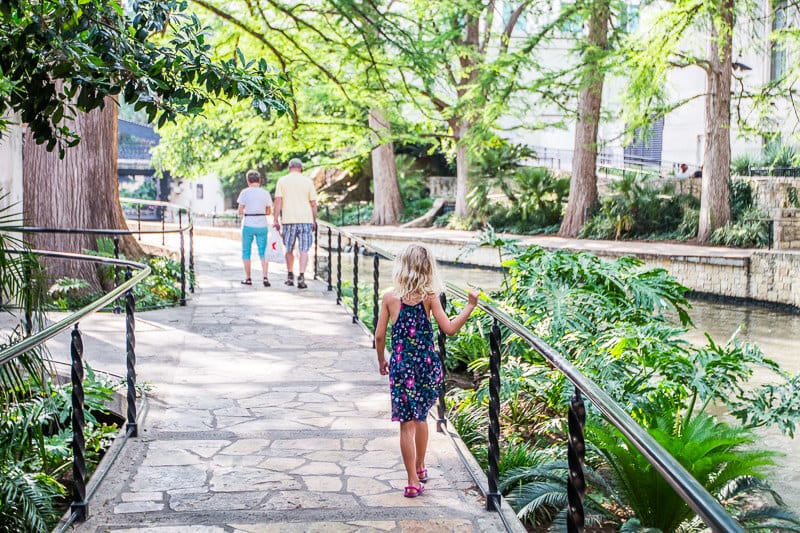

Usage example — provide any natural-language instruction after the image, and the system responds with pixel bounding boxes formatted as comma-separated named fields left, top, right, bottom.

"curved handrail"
left=0, top=249, right=150, bottom=367
left=318, top=220, right=743, bottom=532
left=445, top=283, right=742, bottom=532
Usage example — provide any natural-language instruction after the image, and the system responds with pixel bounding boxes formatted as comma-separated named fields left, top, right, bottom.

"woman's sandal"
left=403, top=484, right=425, bottom=498
left=263, top=277, right=271, bottom=287
left=416, top=469, right=429, bottom=483
left=241, top=278, right=252, bottom=285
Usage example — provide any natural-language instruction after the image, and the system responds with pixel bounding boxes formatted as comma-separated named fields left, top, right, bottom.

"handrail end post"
left=70, top=501, right=88, bottom=522
left=486, top=492, right=501, bottom=512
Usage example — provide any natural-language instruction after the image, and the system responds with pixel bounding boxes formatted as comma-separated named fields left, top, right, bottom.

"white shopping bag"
left=265, top=229, right=285, bottom=263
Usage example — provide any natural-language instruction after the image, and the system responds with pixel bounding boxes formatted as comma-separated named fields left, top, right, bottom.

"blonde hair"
left=392, top=244, right=442, bottom=300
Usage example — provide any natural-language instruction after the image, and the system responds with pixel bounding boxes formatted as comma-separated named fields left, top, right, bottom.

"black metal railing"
left=0, top=249, right=150, bottom=527
left=314, top=220, right=743, bottom=533
left=11, top=198, right=195, bottom=306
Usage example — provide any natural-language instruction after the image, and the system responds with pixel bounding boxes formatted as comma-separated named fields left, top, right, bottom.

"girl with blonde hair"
left=374, top=243, right=479, bottom=498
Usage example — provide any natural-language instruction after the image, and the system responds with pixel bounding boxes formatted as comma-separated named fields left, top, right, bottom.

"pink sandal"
left=417, top=469, right=429, bottom=483
left=403, top=484, right=425, bottom=498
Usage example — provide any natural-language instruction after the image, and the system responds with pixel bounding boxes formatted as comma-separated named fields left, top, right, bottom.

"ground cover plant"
left=48, top=237, right=186, bottom=311
left=443, top=233, right=800, bottom=530
left=0, top=225, right=125, bottom=532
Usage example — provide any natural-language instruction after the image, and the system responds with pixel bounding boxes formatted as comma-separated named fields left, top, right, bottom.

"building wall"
left=169, top=176, right=226, bottom=215
left=0, top=121, right=24, bottom=212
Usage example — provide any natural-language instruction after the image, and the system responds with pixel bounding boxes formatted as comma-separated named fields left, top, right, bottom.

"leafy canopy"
left=0, top=0, right=291, bottom=155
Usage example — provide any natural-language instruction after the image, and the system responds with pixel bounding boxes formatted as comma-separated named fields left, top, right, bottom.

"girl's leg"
left=414, top=419, right=429, bottom=473
left=399, top=421, right=420, bottom=487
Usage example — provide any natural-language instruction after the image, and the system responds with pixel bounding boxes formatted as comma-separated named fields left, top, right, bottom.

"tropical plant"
left=731, top=153, right=758, bottom=176
left=710, top=208, right=770, bottom=248
left=588, top=413, right=798, bottom=531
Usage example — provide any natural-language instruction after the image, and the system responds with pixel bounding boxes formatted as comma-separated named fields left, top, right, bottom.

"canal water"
left=331, top=253, right=800, bottom=510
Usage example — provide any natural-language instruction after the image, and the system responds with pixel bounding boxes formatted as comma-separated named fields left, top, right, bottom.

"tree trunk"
left=697, top=0, right=733, bottom=243
left=454, top=120, right=470, bottom=219
left=369, top=109, right=403, bottom=225
left=23, top=101, right=143, bottom=289
left=559, top=0, right=610, bottom=238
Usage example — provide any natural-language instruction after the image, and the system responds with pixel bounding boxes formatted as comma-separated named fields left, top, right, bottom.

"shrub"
left=710, top=208, right=770, bottom=248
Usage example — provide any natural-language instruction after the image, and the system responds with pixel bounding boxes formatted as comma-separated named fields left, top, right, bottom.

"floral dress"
left=389, top=299, right=444, bottom=422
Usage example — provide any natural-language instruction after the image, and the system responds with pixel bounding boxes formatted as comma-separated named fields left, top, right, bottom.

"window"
left=624, top=117, right=665, bottom=169
left=196, top=183, right=204, bottom=200
left=623, top=1, right=640, bottom=32
left=558, top=1, right=583, bottom=34
left=502, top=3, right=526, bottom=33
left=770, top=0, right=787, bottom=81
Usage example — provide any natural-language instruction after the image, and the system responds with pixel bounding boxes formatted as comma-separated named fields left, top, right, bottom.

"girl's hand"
left=378, top=357, right=389, bottom=375
left=467, top=289, right=480, bottom=307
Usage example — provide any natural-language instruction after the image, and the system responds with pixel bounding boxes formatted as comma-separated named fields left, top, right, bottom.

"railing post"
left=23, top=256, right=32, bottom=336
left=113, top=235, right=121, bottom=314
left=137, top=205, right=142, bottom=240
left=179, top=211, right=186, bottom=307
left=436, top=293, right=448, bottom=432
left=125, top=269, right=138, bottom=437
left=189, top=225, right=195, bottom=294
left=70, top=324, right=88, bottom=521
left=327, top=227, right=333, bottom=291
left=486, top=320, right=502, bottom=511
left=352, top=242, right=359, bottom=324
left=161, top=205, right=166, bottom=246
left=372, top=254, right=379, bottom=347
left=567, top=389, right=587, bottom=533
left=336, top=233, right=342, bottom=305
left=314, top=223, right=319, bottom=280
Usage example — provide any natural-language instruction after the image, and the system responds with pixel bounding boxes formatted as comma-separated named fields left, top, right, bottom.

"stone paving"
left=70, top=235, right=518, bottom=532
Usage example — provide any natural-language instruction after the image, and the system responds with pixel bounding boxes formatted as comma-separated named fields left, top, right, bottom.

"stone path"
left=71, top=235, right=517, bottom=532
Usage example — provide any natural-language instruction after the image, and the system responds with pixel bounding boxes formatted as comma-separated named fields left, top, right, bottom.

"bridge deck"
left=69, top=234, right=515, bottom=532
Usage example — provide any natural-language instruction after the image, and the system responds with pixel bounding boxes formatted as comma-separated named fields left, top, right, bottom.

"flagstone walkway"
left=70, top=234, right=518, bottom=532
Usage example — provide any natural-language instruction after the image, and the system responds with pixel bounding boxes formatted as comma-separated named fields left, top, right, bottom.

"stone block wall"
left=773, top=208, right=800, bottom=249
left=748, top=176, right=800, bottom=211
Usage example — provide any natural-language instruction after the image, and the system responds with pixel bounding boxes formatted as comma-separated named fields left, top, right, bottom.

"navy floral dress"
left=389, top=299, right=443, bottom=422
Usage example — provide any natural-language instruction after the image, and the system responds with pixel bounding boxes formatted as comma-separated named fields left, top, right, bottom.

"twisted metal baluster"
left=70, top=325, right=88, bottom=520
left=314, top=223, right=319, bottom=280
left=567, top=389, right=587, bottom=532
left=327, top=227, right=333, bottom=291
left=161, top=205, right=165, bottom=245
left=435, top=293, right=448, bottom=432
left=189, top=224, right=195, bottom=293
left=125, top=268, right=138, bottom=437
left=353, top=242, right=359, bottom=324
left=336, top=233, right=342, bottom=305
left=486, top=320, right=502, bottom=511
left=179, top=211, right=186, bottom=306
left=372, top=254, right=379, bottom=347
left=112, top=236, right=121, bottom=314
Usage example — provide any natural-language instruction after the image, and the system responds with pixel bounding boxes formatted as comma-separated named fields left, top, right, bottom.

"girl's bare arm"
left=430, top=289, right=479, bottom=336
left=374, top=295, right=391, bottom=375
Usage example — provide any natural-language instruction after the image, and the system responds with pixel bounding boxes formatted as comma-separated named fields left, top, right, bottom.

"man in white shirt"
left=237, top=170, right=273, bottom=287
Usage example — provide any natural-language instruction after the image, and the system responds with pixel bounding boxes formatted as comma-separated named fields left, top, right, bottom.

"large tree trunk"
left=23, top=101, right=143, bottom=289
left=454, top=120, right=470, bottom=219
left=369, top=109, right=403, bottom=225
left=559, top=0, right=610, bottom=238
left=697, top=0, right=733, bottom=243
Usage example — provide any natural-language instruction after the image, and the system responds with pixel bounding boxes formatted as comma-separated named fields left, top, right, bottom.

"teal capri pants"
left=242, top=226, right=268, bottom=260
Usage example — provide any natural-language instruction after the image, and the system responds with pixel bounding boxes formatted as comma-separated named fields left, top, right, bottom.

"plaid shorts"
left=281, top=223, right=314, bottom=252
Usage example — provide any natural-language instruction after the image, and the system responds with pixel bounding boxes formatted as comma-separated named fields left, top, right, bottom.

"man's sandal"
left=263, top=278, right=271, bottom=287
left=417, top=469, right=429, bottom=483
left=403, top=484, right=425, bottom=498
left=241, top=278, right=252, bottom=285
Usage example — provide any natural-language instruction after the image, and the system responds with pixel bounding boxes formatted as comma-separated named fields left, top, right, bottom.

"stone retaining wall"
left=353, top=233, right=800, bottom=310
